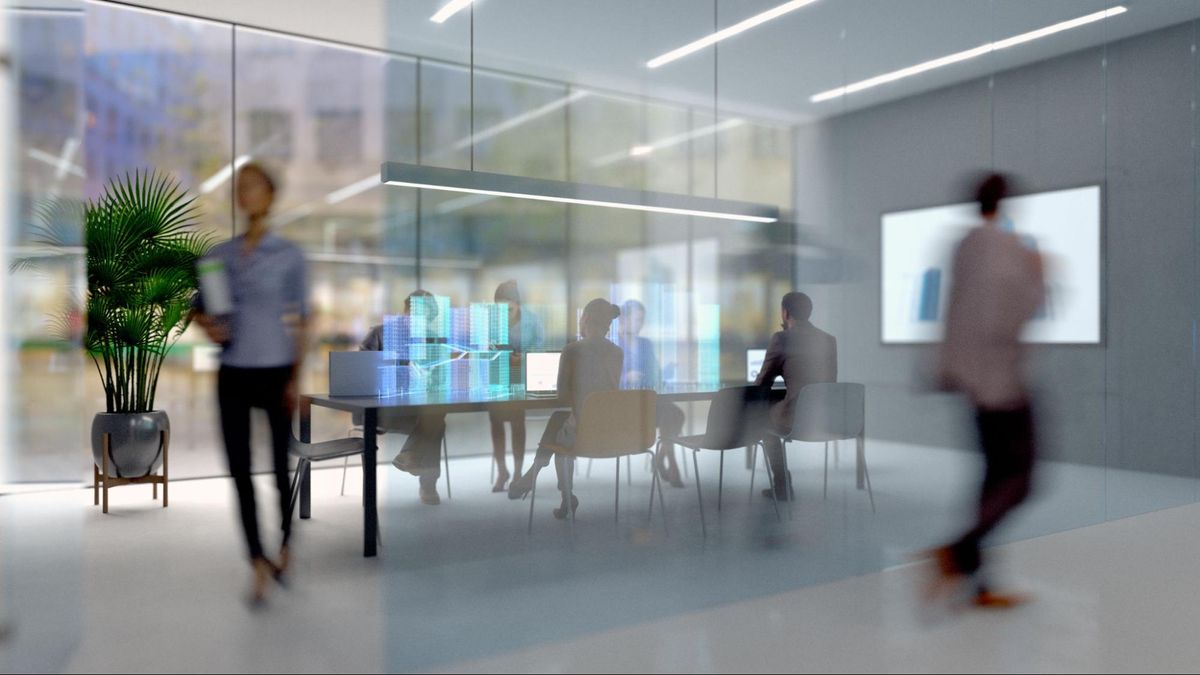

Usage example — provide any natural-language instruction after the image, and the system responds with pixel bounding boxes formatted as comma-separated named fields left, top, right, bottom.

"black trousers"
left=949, top=404, right=1037, bottom=575
left=218, top=365, right=294, bottom=561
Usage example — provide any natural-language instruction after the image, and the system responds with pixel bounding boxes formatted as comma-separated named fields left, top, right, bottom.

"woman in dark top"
left=194, top=163, right=308, bottom=605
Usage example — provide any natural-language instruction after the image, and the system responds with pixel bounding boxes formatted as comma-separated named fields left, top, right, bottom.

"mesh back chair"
left=763, top=383, right=873, bottom=512
left=661, top=386, right=780, bottom=537
left=530, top=390, right=664, bottom=534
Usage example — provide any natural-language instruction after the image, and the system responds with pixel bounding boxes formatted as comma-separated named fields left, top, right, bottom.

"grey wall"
left=795, top=21, right=1199, bottom=478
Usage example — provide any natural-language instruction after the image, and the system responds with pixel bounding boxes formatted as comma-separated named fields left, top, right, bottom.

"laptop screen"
left=746, top=348, right=783, bottom=385
left=525, top=352, right=561, bottom=394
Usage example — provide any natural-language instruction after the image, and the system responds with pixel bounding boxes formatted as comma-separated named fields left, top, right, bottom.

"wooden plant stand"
left=93, top=429, right=170, bottom=514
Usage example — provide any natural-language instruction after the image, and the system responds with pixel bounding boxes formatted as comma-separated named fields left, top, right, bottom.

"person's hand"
left=198, top=314, right=230, bottom=344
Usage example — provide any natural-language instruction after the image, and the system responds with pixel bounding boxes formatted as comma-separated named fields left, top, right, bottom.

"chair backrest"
left=702, top=385, right=770, bottom=450
left=788, top=383, right=865, bottom=442
left=572, top=389, right=658, bottom=458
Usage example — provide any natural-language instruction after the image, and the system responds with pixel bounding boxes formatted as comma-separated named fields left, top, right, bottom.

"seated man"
left=756, top=292, right=838, bottom=501
left=617, top=299, right=686, bottom=488
left=360, top=290, right=447, bottom=506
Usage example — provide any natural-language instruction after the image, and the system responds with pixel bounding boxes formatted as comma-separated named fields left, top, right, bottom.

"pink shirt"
left=938, top=224, right=1044, bottom=410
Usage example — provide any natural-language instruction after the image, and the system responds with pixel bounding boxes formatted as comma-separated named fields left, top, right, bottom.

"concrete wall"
left=796, top=21, right=1200, bottom=480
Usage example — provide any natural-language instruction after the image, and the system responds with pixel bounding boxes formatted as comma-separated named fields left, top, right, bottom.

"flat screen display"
left=881, top=185, right=1101, bottom=344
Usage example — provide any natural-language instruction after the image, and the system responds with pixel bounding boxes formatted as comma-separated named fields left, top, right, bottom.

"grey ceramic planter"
left=91, top=411, right=169, bottom=479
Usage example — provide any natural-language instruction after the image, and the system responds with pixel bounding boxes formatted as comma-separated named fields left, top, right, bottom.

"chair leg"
left=655, top=465, right=668, bottom=534
left=692, top=450, right=707, bottom=537
left=587, top=458, right=593, bottom=479
left=748, top=444, right=757, bottom=504
left=341, top=456, right=350, bottom=497
left=760, top=446, right=781, bottom=522
left=823, top=441, right=829, bottom=500
left=288, top=459, right=307, bottom=522
left=626, top=455, right=632, bottom=487
left=717, top=451, right=725, bottom=513
left=443, top=437, right=452, bottom=500
left=567, top=457, right=577, bottom=536
left=863, top=447, right=876, bottom=514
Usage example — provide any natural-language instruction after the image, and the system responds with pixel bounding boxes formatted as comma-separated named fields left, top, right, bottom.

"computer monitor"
left=746, top=349, right=783, bottom=385
left=525, top=352, right=561, bottom=395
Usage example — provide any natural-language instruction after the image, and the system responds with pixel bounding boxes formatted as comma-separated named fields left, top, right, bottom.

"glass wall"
left=4, top=1, right=796, bottom=482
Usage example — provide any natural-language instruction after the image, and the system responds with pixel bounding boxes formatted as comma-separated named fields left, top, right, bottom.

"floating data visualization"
left=881, top=185, right=1101, bottom=344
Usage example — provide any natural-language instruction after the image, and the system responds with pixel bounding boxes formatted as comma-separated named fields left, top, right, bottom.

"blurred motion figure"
left=194, top=163, right=308, bottom=605
left=617, top=299, right=686, bottom=487
left=488, top=281, right=545, bottom=493
left=930, top=172, right=1045, bottom=609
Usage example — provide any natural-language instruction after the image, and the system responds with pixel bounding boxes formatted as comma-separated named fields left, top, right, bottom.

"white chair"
left=757, top=383, right=873, bottom=512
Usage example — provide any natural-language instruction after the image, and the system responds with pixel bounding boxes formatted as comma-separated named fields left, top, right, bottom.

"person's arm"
left=557, top=346, right=573, bottom=407
left=189, top=290, right=229, bottom=345
left=756, top=332, right=786, bottom=387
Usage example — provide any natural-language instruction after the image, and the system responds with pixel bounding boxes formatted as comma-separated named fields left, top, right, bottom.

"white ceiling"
left=73, top=0, right=1200, bottom=123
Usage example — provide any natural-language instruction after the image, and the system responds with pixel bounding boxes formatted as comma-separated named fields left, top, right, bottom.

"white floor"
left=1, top=441, right=1198, bottom=673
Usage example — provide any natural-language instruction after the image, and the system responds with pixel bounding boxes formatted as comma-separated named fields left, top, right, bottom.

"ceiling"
left=38, top=0, right=1200, bottom=124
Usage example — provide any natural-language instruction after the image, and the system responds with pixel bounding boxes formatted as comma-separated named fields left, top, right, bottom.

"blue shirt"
left=616, top=335, right=660, bottom=390
left=200, top=234, right=308, bottom=368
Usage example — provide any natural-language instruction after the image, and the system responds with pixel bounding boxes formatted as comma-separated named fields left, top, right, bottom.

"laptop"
left=746, top=348, right=784, bottom=386
left=524, top=352, right=562, bottom=397
left=330, top=351, right=392, bottom=397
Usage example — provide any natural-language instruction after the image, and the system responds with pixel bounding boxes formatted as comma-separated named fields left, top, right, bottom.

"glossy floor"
left=1, top=441, right=1196, bottom=672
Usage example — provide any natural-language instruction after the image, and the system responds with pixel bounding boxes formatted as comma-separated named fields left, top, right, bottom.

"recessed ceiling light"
left=811, top=6, right=1127, bottom=103
left=431, top=0, right=475, bottom=24
left=647, top=0, right=819, bottom=69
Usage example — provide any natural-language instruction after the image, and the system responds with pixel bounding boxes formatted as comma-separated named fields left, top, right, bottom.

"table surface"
left=302, top=383, right=781, bottom=413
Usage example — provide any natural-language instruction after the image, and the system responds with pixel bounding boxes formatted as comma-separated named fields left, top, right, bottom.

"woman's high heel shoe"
left=507, top=472, right=536, bottom=500
left=552, top=495, right=580, bottom=520
left=248, top=557, right=274, bottom=608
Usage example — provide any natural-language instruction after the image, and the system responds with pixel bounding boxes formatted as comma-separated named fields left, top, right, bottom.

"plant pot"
left=91, top=411, right=169, bottom=479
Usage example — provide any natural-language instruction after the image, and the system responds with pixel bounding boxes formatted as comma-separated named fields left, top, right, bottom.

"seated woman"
left=507, top=299, right=623, bottom=519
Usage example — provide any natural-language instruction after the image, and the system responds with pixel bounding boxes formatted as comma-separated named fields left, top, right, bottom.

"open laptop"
left=330, top=351, right=392, bottom=396
left=746, top=348, right=784, bottom=386
left=524, top=352, right=561, bottom=397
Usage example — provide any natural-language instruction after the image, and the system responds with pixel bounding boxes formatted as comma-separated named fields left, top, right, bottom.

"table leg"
left=300, top=396, right=312, bottom=443
left=363, top=408, right=379, bottom=557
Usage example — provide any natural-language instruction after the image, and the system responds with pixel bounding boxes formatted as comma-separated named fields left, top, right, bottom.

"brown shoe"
left=973, top=590, right=1032, bottom=610
left=921, top=547, right=968, bottom=606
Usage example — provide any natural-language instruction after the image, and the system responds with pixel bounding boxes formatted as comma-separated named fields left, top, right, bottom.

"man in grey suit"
left=756, top=292, right=838, bottom=501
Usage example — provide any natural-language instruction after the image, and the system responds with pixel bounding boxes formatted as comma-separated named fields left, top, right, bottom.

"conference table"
left=298, top=383, right=858, bottom=557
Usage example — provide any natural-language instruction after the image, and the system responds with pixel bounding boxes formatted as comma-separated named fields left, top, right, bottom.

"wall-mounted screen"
left=881, top=185, right=1101, bottom=344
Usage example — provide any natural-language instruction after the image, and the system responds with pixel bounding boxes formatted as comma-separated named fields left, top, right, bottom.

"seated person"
left=360, top=289, right=447, bottom=506
left=617, top=299, right=686, bottom=488
left=488, top=280, right=545, bottom=493
left=506, top=299, right=624, bottom=519
left=756, top=292, right=838, bottom=501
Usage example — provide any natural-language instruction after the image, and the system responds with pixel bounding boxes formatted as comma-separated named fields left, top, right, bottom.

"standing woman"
left=194, top=163, right=308, bottom=605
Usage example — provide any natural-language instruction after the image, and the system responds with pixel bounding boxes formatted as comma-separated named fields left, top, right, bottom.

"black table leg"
left=363, top=408, right=378, bottom=557
left=299, top=396, right=313, bottom=519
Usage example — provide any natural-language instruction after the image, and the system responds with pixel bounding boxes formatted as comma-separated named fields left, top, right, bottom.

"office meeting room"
left=4, top=1, right=1200, bottom=673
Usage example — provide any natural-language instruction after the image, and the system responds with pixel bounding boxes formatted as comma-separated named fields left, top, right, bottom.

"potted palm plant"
left=76, top=171, right=213, bottom=478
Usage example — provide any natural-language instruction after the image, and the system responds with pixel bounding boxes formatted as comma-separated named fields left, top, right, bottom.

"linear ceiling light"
left=431, top=0, right=475, bottom=24
left=811, top=6, right=1127, bottom=103
left=382, top=163, right=778, bottom=223
left=200, top=155, right=251, bottom=194
left=647, top=0, right=818, bottom=69
left=325, top=175, right=379, bottom=205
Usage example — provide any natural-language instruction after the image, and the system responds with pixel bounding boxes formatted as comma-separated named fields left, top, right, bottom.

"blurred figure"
left=617, top=299, right=686, bottom=488
left=756, top=292, right=838, bottom=501
left=360, top=290, right=447, bottom=506
left=194, top=163, right=308, bottom=605
left=929, top=173, right=1044, bottom=609
left=488, top=281, right=545, bottom=493
left=507, top=299, right=623, bottom=518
